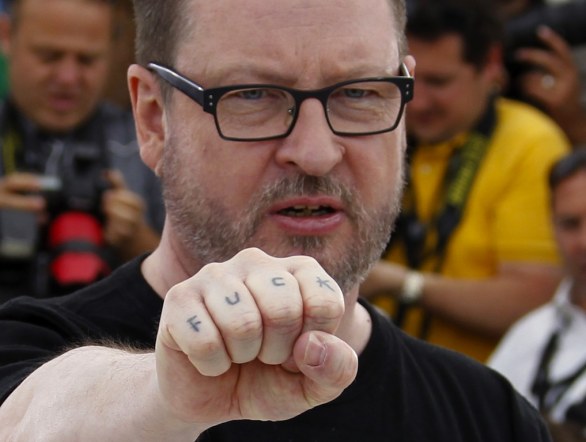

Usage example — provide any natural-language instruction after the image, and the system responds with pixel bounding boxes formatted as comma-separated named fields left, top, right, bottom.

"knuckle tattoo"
left=316, top=276, right=336, bottom=292
left=225, top=291, right=241, bottom=306
left=187, top=315, right=203, bottom=332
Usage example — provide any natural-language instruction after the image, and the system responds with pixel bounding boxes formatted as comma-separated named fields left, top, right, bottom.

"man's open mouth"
left=277, top=205, right=337, bottom=217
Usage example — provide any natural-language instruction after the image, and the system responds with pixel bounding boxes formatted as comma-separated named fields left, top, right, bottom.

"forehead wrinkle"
left=179, top=0, right=398, bottom=86
left=176, top=0, right=398, bottom=77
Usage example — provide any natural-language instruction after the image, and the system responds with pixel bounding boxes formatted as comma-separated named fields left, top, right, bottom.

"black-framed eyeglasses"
left=148, top=62, right=414, bottom=142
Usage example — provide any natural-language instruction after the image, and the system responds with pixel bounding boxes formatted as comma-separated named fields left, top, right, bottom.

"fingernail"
left=304, top=334, right=326, bottom=367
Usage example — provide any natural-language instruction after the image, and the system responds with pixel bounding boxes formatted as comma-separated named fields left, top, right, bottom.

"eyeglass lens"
left=215, top=81, right=404, bottom=140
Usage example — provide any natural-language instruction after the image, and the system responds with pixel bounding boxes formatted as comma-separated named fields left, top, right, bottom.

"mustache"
left=253, top=175, right=362, bottom=222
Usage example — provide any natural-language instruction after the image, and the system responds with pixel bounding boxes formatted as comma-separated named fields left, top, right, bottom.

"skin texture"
left=0, top=0, right=414, bottom=440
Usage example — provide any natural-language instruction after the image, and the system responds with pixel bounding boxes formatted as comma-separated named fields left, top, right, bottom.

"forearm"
left=362, top=261, right=562, bottom=336
left=418, top=264, right=562, bottom=336
left=0, top=346, right=202, bottom=442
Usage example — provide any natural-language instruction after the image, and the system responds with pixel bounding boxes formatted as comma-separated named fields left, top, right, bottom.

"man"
left=0, top=0, right=164, bottom=299
left=0, top=0, right=551, bottom=440
left=490, top=149, right=586, bottom=439
left=361, top=0, right=569, bottom=362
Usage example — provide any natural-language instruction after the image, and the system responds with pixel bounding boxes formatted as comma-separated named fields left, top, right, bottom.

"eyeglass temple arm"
left=147, top=62, right=205, bottom=105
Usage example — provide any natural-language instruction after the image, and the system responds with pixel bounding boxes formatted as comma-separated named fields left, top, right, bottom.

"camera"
left=503, top=0, right=586, bottom=99
left=0, top=141, right=113, bottom=296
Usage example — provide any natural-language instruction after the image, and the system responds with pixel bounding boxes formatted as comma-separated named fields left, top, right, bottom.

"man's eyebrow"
left=199, top=63, right=400, bottom=87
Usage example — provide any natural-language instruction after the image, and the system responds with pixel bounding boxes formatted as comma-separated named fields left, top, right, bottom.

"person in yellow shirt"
left=361, top=0, right=570, bottom=362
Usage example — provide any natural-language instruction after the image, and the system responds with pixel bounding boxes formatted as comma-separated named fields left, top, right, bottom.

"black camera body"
left=504, top=0, right=586, bottom=100
left=0, top=141, right=112, bottom=297
left=43, top=142, right=109, bottom=217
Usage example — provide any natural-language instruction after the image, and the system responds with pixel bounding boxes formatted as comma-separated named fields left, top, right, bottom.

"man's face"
left=552, top=170, right=586, bottom=290
left=157, top=0, right=409, bottom=293
left=406, top=34, right=494, bottom=144
left=5, top=0, right=112, bottom=132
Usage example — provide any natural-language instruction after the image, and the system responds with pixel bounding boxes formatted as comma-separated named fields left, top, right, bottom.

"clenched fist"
left=156, top=248, right=359, bottom=427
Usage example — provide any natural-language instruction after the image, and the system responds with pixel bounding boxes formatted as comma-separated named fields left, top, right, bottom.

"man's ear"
left=128, top=64, right=165, bottom=176
left=405, top=54, right=416, bottom=77
left=0, top=13, right=12, bottom=56
left=483, top=44, right=505, bottom=86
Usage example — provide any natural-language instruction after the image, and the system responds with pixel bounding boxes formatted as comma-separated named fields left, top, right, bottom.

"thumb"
left=293, top=331, right=358, bottom=408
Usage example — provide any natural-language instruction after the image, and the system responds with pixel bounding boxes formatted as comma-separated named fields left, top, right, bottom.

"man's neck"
left=570, top=280, right=586, bottom=312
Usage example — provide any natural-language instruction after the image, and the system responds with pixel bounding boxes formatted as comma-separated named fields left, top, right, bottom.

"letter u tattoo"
left=226, top=292, right=241, bottom=306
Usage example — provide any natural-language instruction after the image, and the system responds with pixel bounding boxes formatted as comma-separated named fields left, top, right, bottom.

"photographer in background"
left=502, top=0, right=586, bottom=147
left=0, top=0, right=164, bottom=300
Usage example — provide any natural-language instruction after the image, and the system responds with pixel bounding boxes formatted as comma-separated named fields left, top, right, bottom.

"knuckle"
left=262, top=304, right=303, bottom=332
left=293, top=255, right=321, bottom=269
left=199, top=261, right=234, bottom=281
left=185, top=337, right=224, bottom=362
left=234, top=247, right=267, bottom=261
left=304, top=297, right=344, bottom=324
left=226, top=311, right=263, bottom=340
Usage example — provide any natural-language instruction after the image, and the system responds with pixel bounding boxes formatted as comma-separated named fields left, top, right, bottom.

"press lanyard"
left=531, top=321, right=586, bottom=413
left=390, top=98, right=496, bottom=334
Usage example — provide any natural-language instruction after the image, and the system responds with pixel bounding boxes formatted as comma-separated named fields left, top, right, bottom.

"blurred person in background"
left=0, top=0, right=164, bottom=300
left=490, top=149, right=586, bottom=441
left=361, top=0, right=569, bottom=362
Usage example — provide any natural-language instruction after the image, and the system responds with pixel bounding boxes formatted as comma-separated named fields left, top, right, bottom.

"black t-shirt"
left=0, top=258, right=551, bottom=441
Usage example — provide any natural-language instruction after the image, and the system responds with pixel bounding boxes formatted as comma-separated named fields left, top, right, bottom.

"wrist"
left=399, top=270, right=425, bottom=304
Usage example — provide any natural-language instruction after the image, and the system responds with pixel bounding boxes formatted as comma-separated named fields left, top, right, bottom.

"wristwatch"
left=399, top=270, right=425, bottom=304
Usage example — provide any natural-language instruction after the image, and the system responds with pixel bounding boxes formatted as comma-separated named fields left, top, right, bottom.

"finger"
left=2, top=173, right=44, bottom=194
left=0, top=193, right=46, bottom=212
left=201, top=267, right=264, bottom=364
left=515, top=47, right=562, bottom=77
left=289, top=256, right=345, bottom=336
left=159, top=283, right=232, bottom=377
left=536, top=26, right=574, bottom=65
left=244, top=268, right=303, bottom=365
left=0, top=174, right=46, bottom=211
left=102, top=190, right=143, bottom=221
left=293, top=331, right=358, bottom=407
left=518, top=70, right=551, bottom=102
left=104, top=169, right=128, bottom=190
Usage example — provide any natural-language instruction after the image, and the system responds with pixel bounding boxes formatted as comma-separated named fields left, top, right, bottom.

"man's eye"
left=35, top=50, right=61, bottom=63
left=342, top=88, right=369, bottom=99
left=238, top=89, right=267, bottom=100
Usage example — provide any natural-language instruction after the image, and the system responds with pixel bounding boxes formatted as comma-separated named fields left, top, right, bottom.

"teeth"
left=280, top=206, right=333, bottom=217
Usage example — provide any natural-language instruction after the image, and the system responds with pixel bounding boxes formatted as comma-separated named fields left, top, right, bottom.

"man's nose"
left=275, top=99, right=344, bottom=177
left=54, top=57, right=83, bottom=85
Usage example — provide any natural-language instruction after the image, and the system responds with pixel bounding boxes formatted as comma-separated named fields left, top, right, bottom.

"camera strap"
left=0, top=100, right=111, bottom=176
left=390, top=97, right=496, bottom=334
left=531, top=306, right=586, bottom=417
